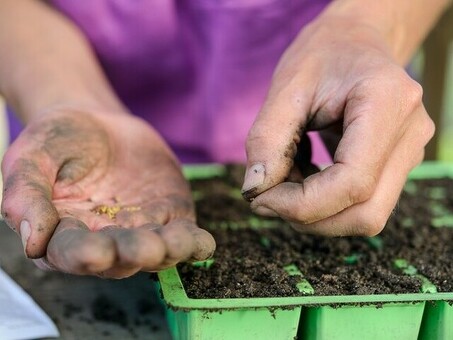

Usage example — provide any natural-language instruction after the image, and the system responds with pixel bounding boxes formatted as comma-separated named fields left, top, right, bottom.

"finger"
left=100, top=224, right=166, bottom=277
left=32, top=258, right=57, bottom=271
left=46, top=217, right=116, bottom=274
left=261, top=108, right=433, bottom=235
left=251, top=165, right=374, bottom=224
left=154, top=219, right=215, bottom=270
left=241, top=80, right=312, bottom=200
left=156, top=219, right=196, bottom=268
left=185, top=224, right=216, bottom=262
left=252, top=77, right=423, bottom=224
left=1, top=152, right=59, bottom=258
left=290, top=147, right=426, bottom=237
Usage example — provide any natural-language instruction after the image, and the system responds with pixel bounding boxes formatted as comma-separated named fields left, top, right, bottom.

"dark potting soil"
left=179, top=165, right=453, bottom=299
left=91, top=295, right=128, bottom=327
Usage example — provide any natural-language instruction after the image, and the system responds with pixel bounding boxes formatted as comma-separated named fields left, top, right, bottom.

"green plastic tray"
left=158, top=162, right=453, bottom=340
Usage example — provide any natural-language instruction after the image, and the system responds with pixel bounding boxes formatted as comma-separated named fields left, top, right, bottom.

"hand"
left=1, top=109, right=215, bottom=278
left=241, top=15, right=434, bottom=236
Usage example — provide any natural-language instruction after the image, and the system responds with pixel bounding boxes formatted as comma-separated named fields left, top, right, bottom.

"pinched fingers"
left=249, top=70, right=433, bottom=235
left=251, top=163, right=379, bottom=224
left=252, top=105, right=434, bottom=236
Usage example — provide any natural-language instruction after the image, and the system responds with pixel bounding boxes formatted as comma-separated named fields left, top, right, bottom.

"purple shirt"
left=8, top=0, right=332, bottom=164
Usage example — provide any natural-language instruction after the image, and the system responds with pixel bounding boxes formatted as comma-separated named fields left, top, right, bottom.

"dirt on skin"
left=179, top=165, right=453, bottom=299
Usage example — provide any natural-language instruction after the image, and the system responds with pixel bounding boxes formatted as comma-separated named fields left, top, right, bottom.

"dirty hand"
left=1, top=110, right=215, bottom=278
left=242, top=13, right=435, bottom=236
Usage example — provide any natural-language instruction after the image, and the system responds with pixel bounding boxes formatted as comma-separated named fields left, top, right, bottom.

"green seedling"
left=247, top=216, right=280, bottom=229
left=248, top=216, right=262, bottom=229
left=260, top=236, right=271, bottom=248
left=283, top=264, right=315, bottom=295
left=427, top=187, right=447, bottom=200
left=343, top=254, right=360, bottom=265
left=431, top=215, right=453, bottom=228
left=393, top=259, right=437, bottom=293
left=401, top=217, right=415, bottom=228
left=218, top=221, right=230, bottom=229
left=394, top=259, right=418, bottom=275
left=428, top=201, right=450, bottom=216
left=366, top=236, right=384, bottom=249
left=192, top=258, right=215, bottom=269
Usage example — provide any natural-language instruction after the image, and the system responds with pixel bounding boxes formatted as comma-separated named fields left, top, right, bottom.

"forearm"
left=0, top=0, right=125, bottom=123
left=319, top=0, right=452, bottom=65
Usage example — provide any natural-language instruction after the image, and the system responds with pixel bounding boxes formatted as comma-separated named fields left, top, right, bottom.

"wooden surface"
left=0, top=221, right=171, bottom=340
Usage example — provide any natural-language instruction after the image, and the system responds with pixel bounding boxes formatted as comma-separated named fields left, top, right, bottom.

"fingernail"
left=253, top=206, right=279, bottom=218
left=32, top=258, right=55, bottom=271
left=20, top=220, right=31, bottom=253
left=242, top=163, right=266, bottom=196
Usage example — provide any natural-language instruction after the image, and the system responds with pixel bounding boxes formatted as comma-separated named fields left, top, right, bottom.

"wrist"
left=317, top=0, right=451, bottom=65
left=3, top=77, right=127, bottom=124
left=33, top=102, right=131, bottom=123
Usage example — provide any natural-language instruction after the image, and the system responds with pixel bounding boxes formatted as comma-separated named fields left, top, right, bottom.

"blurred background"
left=0, top=8, right=452, bottom=197
left=423, top=6, right=453, bottom=161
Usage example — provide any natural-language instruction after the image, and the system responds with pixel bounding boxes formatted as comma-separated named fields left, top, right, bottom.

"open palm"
left=1, top=110, right=215, bottom=278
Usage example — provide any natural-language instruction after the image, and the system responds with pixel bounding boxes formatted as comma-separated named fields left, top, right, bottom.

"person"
left=0, top=0, right=450, bottom=278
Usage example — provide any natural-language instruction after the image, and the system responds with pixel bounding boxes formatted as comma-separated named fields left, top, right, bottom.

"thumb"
left=241, top=91, right=311, bottom=201
left=1, top=149, right=59, bottom=258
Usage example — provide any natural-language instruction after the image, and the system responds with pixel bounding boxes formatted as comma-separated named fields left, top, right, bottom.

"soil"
left=91, top=295, right=128, bottom=327
left=179, top=165, right=453, bottom=299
